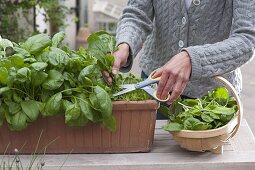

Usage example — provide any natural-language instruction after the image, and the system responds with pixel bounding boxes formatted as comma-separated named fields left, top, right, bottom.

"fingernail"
left=103, top=71, right=109, bottom=77
left=108, top=77, right=112, bottom=84
left=112, top=69, right=118, bottom=75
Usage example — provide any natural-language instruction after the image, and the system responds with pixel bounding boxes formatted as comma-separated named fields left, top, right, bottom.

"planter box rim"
left=112, top=100, right=159, bottom=110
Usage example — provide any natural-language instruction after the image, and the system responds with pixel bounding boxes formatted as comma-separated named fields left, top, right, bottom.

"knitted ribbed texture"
left=116, top=0, right=255, bottom=98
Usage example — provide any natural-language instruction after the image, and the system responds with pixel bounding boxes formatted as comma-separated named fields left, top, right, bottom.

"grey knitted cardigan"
left=116, top=0, right=255, bottom=98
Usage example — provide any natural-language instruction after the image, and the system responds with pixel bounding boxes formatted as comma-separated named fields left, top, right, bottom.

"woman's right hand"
left=102, top=43, right=130, bottom=85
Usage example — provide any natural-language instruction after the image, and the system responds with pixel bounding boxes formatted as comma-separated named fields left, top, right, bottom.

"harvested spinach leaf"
left=163, top=87, right=238, bottom=132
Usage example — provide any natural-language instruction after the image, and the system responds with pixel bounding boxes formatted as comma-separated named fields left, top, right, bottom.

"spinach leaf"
left=42, top=70, right=64, bottom=90
left=9, top=54, right=25, bottom=68
left=0, top=39, right=13, bottom=50
left=31, top=71, right=48, bottom=87
left=31, top=62, right=48, bottom=71
left=22, top=34, right=51, bottom=54
left=21, top=100, right=40, bottom=122
left=64, top=101, right=81, bottom=123
left=52, top=31, right=65, bottom=47
left=89, top=86, right=112, bottom=117
left=164, top=87, right=237, bottom=132
left=0, top=67, right=8, bottom=84
left=163, top=122, right=184, bottom=132
left=43, top=93, right=62, bottom=116
left=76, top=94, right=94, bottom=121
left=13, top=47, right=30, bottom=57
left=48, top=47, right=69, bottom=67
left=10, top=111, right=28, bottom=131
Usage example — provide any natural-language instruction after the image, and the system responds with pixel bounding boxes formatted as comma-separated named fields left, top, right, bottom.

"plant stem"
left=0, top=142, right=10, bottom=167
left=28, top=130, right=44, bottom=169
left=9, top=88, right=33, bottom=99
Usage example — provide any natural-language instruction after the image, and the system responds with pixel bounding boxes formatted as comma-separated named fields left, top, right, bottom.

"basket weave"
left=170, top=76, right=243, bottom=154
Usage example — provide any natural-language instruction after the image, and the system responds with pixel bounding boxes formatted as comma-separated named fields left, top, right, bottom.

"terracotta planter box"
left=0, top=100, right=158, bottom=154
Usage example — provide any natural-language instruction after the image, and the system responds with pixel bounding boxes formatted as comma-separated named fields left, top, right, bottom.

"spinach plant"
left=0, top=31, right=151, bottom=132
left=163, top=87, right=238, bottom=132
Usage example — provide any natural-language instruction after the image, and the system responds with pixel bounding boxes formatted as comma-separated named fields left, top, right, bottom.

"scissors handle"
left=135, top=70, right=161, bottom=89
left=142, top=86, right=170, bottom=102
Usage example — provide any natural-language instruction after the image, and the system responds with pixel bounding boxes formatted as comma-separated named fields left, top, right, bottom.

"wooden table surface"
left=1, top=120, right=255, bottom=170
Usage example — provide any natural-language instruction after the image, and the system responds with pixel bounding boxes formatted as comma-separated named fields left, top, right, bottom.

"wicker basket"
left=170, top=76, right=243, bottom=154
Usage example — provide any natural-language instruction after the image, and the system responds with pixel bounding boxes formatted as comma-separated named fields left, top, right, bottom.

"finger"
left=156, top=71, right=169, bottom=99
left=169, top=80, right=187, bottom=104
left=151, top=69, right=163, bottom=79
left=102, top=71, right=110, bottom=77
left=112, top=58, right=121, bottom=75
left=161, top=75, right=175, bottom=100
left=107, top=77, right=113, bottom=85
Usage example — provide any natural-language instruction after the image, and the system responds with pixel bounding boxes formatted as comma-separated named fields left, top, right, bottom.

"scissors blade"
left=119, top=84, right=135, bottom=89
left=113, top=86, right=136, bottom=97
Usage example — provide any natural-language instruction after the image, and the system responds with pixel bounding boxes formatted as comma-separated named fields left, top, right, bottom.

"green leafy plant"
left=0, top=31, right=151, bottom=132
left=163, top=87, right=238, bottom=132
left=0, top=0, right=73, bottom=42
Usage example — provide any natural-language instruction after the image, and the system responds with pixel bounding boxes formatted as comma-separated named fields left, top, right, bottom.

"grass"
left=0, top=130, right=71, bottom=170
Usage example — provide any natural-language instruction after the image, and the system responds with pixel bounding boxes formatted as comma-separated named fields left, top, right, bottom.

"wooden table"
left=1, top=120, right=255, bottom=170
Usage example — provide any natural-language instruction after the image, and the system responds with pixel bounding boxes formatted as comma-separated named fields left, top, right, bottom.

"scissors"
left=113, top=70, right=170, bottom=102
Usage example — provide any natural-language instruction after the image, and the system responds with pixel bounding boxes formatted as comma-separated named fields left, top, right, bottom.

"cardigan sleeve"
left=183, top=0, right=255, bottom=80
left=116, top=0, right=154, bottom=72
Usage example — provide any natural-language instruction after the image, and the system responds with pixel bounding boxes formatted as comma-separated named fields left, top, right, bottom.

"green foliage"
left=163, top=87, right=238, bottom=132
left=0, top=0, right=72, bottom=42
left=0, top=31, right=151, bottom=132
left=0, top=0, right=36, bottom=42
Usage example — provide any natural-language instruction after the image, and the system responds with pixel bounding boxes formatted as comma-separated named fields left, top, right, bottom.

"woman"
left=104, top=0, right=255, bottom=105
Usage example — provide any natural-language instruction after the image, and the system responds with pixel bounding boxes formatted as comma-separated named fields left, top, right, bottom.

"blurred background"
left=0, top=0, right=254, bottom=133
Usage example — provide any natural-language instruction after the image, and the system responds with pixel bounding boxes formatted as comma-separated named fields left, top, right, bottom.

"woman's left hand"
left=152, top=51, right=192, bottom=104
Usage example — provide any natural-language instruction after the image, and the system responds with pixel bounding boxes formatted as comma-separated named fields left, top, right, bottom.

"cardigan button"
left=193, top=0, right=201, bottom=6
left=182, top=17, right=187, bottom=25
left=178, top=40, right=184, bottom=48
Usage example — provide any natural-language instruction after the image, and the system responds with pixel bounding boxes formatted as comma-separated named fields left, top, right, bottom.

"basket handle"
left=214, top=76, right=243, bottom=138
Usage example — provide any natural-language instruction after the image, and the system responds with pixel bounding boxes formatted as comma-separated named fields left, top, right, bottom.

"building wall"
left=87, top=0, right=128, bottom=32
left=63, top=0, right=77, bottom=49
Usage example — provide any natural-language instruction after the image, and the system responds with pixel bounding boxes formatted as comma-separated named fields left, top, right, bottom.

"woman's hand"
left=152, top=51, right=192, bottom=104
left=102, top=43, right=130, bottom=85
